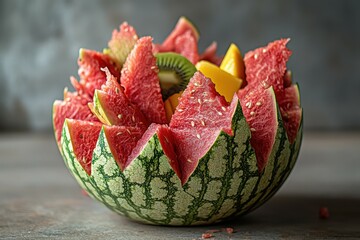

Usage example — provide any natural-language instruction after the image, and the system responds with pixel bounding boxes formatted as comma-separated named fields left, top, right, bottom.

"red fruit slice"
left=121, top=36, right=167, bottom=124
left=169, top=72, right=236, bottom=184
left=199, top=42, right=223, bottom=66
left=103, top=125, right=143, bottom=171
left=243, top=38, right=300, bottom=146
left=106, top=22, right=138, bottom=68
left=53, top=100, right=99, bottom=148
left=65, top=119, right=102, bottom=175
left=244, top=38, right=291, bottom=95
left=277, top=84, right=302, bottom=143
left=277, top=84, right=300, bottom=112
left=92, top=69, right=149, bottom=132
left=281, top=108, right=302, bottom=144
left=238, top=85, right=278, bottom=171
left=170, top=71, right=232, bottom=135
left=172, top=127, right=224, bottom=185
left=174, top=30, right=199, bottom=64
left=63, top=80, right=92, bottom=106
left=161, top=17, right=199, bottom=52
left=78, top=49, right=120, bottom=97
left=158, top=17, right=200, bottom=64
left=283, top=70, right=292, bottom=88
left=54, top=73, right=101, bottom=149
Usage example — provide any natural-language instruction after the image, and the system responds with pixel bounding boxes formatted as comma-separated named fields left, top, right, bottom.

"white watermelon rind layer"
left=61, top=94, right=303, bottom=226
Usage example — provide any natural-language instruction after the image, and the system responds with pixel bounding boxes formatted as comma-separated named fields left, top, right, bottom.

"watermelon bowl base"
left=60, top=99, right=303, bottom=226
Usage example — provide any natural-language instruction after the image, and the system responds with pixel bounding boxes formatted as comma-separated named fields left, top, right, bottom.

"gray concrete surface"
left=0, top=0, right=359, bottom=132
left=0, top=133, right=359, bottom=239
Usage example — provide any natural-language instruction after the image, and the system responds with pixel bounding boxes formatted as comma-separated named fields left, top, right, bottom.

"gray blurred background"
left=0, top=0, right=359, bottom=132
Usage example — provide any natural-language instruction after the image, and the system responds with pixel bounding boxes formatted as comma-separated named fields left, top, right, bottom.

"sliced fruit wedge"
left=121, top=37, right=167, bottom=124
left=220, top=43, right=245, bottom=80
left=161, top=17, right=200, bottom=51
left=91, top=68, right=149, bottom=132
left=196, top=60, right=243, bottom=102
left=103, top=22, right=138, bottom=68
left=77, top=49, right=120, bottom=97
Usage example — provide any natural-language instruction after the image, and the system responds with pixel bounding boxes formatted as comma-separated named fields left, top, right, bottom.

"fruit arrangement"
left=53, top=17, right=303, bottom=226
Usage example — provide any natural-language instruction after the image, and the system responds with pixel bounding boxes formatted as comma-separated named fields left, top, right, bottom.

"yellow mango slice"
left=220, top=43, right=245, bottom=80
left=196, top=61, right=242, bottom=102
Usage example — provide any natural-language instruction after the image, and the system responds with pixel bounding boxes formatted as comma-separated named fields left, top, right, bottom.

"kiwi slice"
left=156, top=52, right=197, bottom=100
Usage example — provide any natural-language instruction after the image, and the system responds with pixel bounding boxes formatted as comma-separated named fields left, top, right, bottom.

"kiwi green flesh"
left=156, top=52, right=196, bottom=100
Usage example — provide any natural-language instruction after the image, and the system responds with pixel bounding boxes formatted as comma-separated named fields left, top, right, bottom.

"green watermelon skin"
left=61, top=98, right=302, bottom=226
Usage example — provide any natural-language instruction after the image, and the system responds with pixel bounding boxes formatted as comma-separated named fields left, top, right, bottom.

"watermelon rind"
left=61, top=96, right=303, bottom=225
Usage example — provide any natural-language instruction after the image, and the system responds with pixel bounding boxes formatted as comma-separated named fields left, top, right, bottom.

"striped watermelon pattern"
left=61, top=97, right=303, bottom=225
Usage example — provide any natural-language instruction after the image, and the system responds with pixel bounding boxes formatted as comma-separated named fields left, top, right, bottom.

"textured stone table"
left=1, top=133, right=359, bottom=239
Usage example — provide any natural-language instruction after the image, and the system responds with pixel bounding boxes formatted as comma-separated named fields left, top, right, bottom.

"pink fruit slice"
left=78, top=49, right=120, bottom=97
left=121, top=36, right=167, bottom=124
left=170, top=71, right=232, bottom=135
left=92, top=68, right=149, bottom=132
left=244, top=38, right=291, bottom=95
left=277, top=84, right=302, bottom=143
left=65, top=77, right=92, bottom=105
left=65, top=119, right=103, bottom=175
left=199, top=42, right=223, bottom=66
left=103, top=125, right=144, bottom=171
left=169, top=72, right=236, bottom=184
left=53, top=100, right=99, bottom=148
left=158, top=17, right=200, bottom=64
left=243, top=38, right=301, bottom=145
left=238, top=85, right=278, bottom=171
left=174, top=30, right=199, bottom=64
left=106, top=22, right=138, bottom=68
left=161, top=17, right=199, bottom=52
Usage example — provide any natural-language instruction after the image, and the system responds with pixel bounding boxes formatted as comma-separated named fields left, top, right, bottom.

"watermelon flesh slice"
left=175, top=72, right=240, bottom=184
left=65, top=119, right=103, bottom=175
left=65, top=119, right=143, bottom=174
left=161, top=17, right=199, bottom=52
left=170, top=72, right=233, bottom=135
left=167, top=128, right=223, bottom=185
left=78, top=49, right=120, bottom=98
left=199, top=42, right=223, bottom=66
left=240, top=38, right=301, bottom=164
left=53, top=100, right=99, bottom=148
left=173, top=30, right=199, bottom=64
left=244, top=39, right=291, bottom=95
left=66, top=77, right=92, bottom=105
left=53, top=74, right=101, bottom=149
left=238, top=85, right=278, bottom=171
left=166, top=88, right=245, bottom=183
left=54, top=50, right=120, bottom=151
left=105, top=22, right=138, bottom=68
left=157, top=17, right=200, bottom=64
left=277, top=84, right=302, bottom=143
left=92, top=68, right=149, bottom=132
left=170, top=72, right=236, bottom=184
left=121, top=36, right=167, bottom=124
left=103, top=125, right=143, bottom=171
